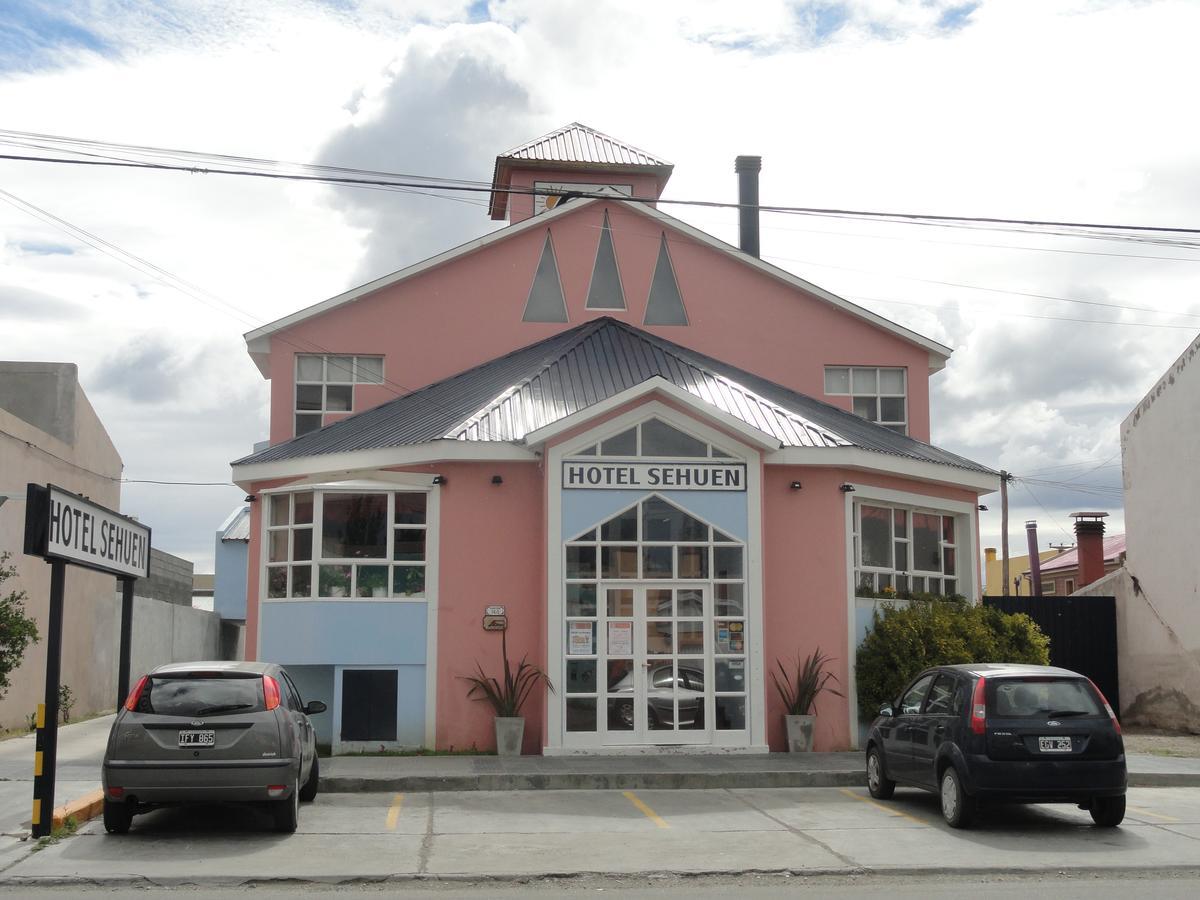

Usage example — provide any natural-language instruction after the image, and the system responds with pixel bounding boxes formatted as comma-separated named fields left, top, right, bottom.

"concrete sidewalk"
left=319, top=750, right=1200, bottom=792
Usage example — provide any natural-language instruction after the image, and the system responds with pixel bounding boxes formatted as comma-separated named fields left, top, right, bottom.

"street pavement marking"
left=385, top=793, right=404, bottom=830
left=1127, top=804, right=1180, bottom=823
left=623, top=790, right=669, bottom=828
left=837, top=787, right=927, bottom=826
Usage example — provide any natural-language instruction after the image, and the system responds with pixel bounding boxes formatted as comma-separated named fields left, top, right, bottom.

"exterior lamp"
left=839, top=483, right=856, bottom=492
left=789, top=481, right=802, bottom=490
left=977, top=504, right=988, bottom=511
left=432, top=475, right=448, bottom=485
left=491, top=475, right=504, bottom=485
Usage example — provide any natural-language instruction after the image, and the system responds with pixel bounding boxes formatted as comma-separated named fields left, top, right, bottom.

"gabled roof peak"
left=498, top=122, right=672, bottom=168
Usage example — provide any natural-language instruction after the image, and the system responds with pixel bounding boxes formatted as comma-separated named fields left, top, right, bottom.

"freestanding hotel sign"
left=23, top=484, right=151, bottom=837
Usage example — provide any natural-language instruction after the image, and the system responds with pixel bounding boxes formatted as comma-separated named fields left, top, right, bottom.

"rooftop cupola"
left=488, top=122, right=673, bottom=224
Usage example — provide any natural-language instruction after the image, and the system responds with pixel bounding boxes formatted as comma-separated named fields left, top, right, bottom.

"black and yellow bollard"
left=31, top=703, right=46, bottom=834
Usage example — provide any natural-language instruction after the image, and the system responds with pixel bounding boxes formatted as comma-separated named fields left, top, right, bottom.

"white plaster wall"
left=1116, top=333, right=1200, bottom=730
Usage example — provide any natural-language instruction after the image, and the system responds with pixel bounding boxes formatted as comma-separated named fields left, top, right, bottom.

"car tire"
left=272, top=775, right=300, bottom=833
left=616, top=700, right=635, bottom=730
left=102, top=799, right=132, bottom=835
left=940, top=766, right=976, bottom=828
left=866, top=747, right=896, bottom=800
left=299, top=756, right=319, bottom=803
left=1090, top=794, right=1126, bottom=827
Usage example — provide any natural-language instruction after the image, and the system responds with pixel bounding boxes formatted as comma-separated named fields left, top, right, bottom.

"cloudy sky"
left=1, top=0, right=1197, bottom=577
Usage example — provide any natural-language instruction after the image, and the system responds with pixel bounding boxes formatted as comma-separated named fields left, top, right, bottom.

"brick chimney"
left=1071, top=512, right=1108, bottom=588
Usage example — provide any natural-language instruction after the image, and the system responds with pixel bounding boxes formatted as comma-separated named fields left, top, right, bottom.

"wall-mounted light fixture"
left=432, top=475, right=448, bottom=485
left=789, top=481, right=802, bottom=490
left=491, top=475, right=504, bottom=485
left=244, top=494, right=256, bottom=503
left=839, top=483, right=856, bottom=493
left=977, top=504, right=989, bottom=511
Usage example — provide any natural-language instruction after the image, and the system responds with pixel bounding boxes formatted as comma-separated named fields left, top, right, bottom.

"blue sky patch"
left=14, top=239, right=75, bottom=256
left=0, top=1, right=117, bottom=73
left=938, top=2, right=980, bottom=32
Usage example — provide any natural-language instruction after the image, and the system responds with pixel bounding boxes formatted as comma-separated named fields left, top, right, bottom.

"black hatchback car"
left=865, top=663, right=1126, bottom=828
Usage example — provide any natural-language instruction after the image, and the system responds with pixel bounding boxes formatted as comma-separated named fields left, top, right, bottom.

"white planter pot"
left=785, top=714, right=815, bottom=752
left=495, top=716, right=525, bottom=756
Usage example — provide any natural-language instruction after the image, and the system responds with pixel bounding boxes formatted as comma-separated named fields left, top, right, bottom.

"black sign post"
left=23, top=483, right=150, bottom=838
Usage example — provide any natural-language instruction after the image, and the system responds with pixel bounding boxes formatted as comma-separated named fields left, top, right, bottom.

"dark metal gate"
left=983, top=595, right=1120, bottom=718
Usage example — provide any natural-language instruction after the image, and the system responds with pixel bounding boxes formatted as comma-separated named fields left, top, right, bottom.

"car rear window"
left=134, top=675, right=265, bottom=717
left=987, top=677, right=1102, bottom=718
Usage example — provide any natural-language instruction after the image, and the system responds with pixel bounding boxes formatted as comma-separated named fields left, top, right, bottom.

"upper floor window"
left=824, top=367, right=907, bottom=435
left=295, top=355, right=384, bottom=436
left=574, top=418, right=731, bottom=459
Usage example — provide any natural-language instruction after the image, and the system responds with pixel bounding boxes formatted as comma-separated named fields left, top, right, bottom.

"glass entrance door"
left=602, top=584, right=710, bottom=745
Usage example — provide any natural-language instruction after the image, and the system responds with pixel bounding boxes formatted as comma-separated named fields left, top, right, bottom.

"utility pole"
left=1000, top=471, right=1011, bottom=597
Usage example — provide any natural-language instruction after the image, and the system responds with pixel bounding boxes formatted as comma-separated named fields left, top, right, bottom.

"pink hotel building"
left=230, top=124, right=998, bottom=754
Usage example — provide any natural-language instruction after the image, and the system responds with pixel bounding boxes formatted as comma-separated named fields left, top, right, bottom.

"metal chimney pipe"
left=1026, top=520, right=1042, bottom=596
left=735, top=155, right=762, bottom=257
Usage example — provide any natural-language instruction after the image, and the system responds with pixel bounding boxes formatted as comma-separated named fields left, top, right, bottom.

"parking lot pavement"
left=3, top=786, right=1200, bottom=885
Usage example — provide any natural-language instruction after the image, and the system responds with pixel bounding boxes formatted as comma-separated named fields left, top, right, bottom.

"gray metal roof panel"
left=232, top=318, right=993, bottom=477
left=499, top=123, right=671, bottom=168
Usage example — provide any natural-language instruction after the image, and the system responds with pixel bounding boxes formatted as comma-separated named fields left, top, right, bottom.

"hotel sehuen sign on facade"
left=563, top=461, right=747, bottom=491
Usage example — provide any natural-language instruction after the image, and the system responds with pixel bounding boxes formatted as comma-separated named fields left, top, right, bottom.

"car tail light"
left=123, top=675, right=149, bottom=712
left=970, top=676, right=987, bottom=734
left=1088, top=678, right=1121, bottom=734
left=267, top=784, right=287, bottom=797
left=107, top=786, right=124, bottom=799
left=263, top=675, right=281, bottom=711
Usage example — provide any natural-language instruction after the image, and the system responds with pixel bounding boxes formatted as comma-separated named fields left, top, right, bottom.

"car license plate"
left=178, top=730, right=215, bottom=748
left=1038, top=736, right=1072, bottom=752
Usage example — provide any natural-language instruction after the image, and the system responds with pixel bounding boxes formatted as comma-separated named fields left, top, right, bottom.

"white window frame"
left=843, top=484, right=978, bottom=744
left=824, top=366, right=907, bottom=434
left=851, top=500, right=961, bottom=598
left=545, top=400, right=766, bottom=754
left=294, top=354, right=385, bottom=436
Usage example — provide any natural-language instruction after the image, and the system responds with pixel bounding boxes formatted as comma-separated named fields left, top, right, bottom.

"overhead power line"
left=2, top=135, right=1200, bottom=239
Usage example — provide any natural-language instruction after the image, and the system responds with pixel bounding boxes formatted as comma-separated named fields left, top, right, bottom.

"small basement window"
left=340, top=669, right=397, bottom=741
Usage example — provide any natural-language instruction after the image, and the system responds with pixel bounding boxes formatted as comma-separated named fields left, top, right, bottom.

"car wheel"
left=102, top=799, right=132, bottom=835
left=939, top=766, right=976, bottom=828
left=272, top=775, right=300, bottom=833
left=299, top=756, right=319, bottom=803
left=866, top=747, right=896, bottom=800
left=1090, top=794, right=1126, bottom=827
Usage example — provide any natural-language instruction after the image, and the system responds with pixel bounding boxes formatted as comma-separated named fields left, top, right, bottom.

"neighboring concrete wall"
left=0, top=363, right=124, bottom=730
left=141, top=548, right=194, bottom=607
left=125, top=594, right=225, bottom=680
left=1116, top=332, right=1200, bottom=732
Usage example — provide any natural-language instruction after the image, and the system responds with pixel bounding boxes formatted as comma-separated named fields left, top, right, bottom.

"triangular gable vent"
left=643, top=233, right=688, bottom=326
left=522, top=232, right=569, bottom=323
left=585, top=210, right=626, bottom=310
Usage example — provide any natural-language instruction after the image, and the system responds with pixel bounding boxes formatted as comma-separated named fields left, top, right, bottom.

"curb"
left=51, top=789, right=104, bottom=830
left=6, top=863, right=1200, bottom=888
left=320, top=770, right=866, bottom=793
left=318, top=769, right=1200, bottom=793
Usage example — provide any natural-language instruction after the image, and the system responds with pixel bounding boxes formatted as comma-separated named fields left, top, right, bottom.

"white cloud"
left=2, top=0, right=1197, bottom=571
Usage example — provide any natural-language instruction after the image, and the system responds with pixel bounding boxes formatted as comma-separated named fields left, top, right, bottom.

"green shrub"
left=856, top=598, right=1049, bottom=716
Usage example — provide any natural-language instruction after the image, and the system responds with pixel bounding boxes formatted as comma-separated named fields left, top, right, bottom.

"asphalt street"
left=3, top=785, right=1200, bottom=885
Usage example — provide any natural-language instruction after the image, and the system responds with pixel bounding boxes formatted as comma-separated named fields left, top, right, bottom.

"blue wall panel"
left=261, top=601, right=427, bottom=666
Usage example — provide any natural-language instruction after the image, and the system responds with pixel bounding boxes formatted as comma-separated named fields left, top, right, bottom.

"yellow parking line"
left=385, top=793, right=404, bottom=830
left=1127, top=804, right=1180, bottom=823
left=838, top=787, right=927, bottom=826
left=623, top=790, right=669, bottom=828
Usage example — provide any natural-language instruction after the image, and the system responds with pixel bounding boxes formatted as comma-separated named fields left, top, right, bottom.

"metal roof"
left=233, top=318, right=992, bottom=477
left=219, top=506, right=251, bottom=542
left=498, top=123, right=672, bottom=168
left=1037, top=535, right=1127, bottom=574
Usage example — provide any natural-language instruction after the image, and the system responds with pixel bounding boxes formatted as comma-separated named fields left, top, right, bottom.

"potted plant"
left=773, top=648, right=844, bottom=752
left=461, top=630, right=554, bottom=756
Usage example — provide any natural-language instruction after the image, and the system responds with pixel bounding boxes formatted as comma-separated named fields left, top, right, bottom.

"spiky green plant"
left=773, top=648, right=844, bottom=716
left=461, top=630, right=554, bottom=718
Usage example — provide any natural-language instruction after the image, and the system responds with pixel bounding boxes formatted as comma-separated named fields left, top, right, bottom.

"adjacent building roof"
left=218, top=506, right=251, bottom=543
left=490, top=123, right=674, bottom=219
left=1037, top=535, right=1127, bottom=574
left=232, top=317, right=992, bottom=480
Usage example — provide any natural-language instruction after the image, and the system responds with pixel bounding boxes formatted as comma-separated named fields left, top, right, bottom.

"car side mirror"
left=304, top=700, right=327, bottom=715
left=878, top=703, right=894, bottom=718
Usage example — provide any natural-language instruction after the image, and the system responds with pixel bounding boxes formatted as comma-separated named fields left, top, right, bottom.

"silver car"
left=101, top=660, right=325, bottom=834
